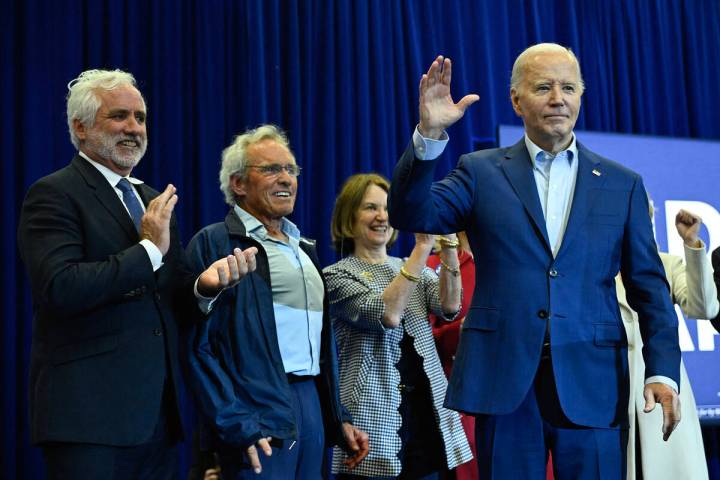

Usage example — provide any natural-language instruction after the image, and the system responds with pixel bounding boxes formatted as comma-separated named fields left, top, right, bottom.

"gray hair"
left=219, top=124, right=294, bottom=206
left=510, top=43, right=585, bottom=94
left=66, top=69, right=143, bottom=149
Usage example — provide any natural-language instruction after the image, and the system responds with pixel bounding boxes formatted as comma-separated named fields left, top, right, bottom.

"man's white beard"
left=86, top=130, right=147, bottom=169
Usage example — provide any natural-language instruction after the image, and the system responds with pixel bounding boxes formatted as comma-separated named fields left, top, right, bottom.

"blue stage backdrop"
left=4, top=0, right=720, bottom=478
left=500, top=124, right=720, bottom=424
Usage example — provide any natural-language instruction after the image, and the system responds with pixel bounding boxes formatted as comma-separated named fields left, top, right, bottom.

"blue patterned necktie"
left=116, top=178, right=144, bottom=233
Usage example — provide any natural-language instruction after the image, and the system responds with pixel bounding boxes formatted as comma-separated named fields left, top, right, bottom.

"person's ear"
left=231, top=174, right=247, bottom=197
left=73, top=118, right=88, bottom=141
left=510, top=89, right=523, bottom=117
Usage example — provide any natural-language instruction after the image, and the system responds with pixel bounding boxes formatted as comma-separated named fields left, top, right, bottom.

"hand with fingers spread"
left=197, top=247, right=258, bottom=297
left=418, top=55, right=480, bottom=139
left=341, top=423, right=370, bottom=470
left=643, top=382, right=681, bottom=441
left=246, top=437, right=273, bottom=474
left=675, top=209, right=702, bottom=248
left=140, top=184, right=178, bottom=255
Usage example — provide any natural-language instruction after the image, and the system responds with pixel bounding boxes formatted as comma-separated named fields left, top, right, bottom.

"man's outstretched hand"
left=418, top=55, right=479, bottom=139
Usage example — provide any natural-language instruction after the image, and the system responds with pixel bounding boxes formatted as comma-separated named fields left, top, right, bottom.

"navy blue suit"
left=18, top=155, right=193, bottom=477
left=389, top=139, right=680, bottom=477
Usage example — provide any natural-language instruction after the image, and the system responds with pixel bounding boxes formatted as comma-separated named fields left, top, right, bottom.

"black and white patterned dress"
left=324, top=255, right=472, bottom=477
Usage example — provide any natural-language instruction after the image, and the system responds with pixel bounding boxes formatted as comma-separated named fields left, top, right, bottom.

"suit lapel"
left=555, top=143, right=606, bottom=258
left=135, top=183, right=157, bottom=208
left=71, top=155, right=140, bottom=241
left=500, top=140, right=552, bottom=253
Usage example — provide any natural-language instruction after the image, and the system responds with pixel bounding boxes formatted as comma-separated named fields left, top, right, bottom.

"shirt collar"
left=232, top=205, right=300, bottom=241
left=524, top=133, right=577, bottom=168
left=79, top=150, right=144, bottom=186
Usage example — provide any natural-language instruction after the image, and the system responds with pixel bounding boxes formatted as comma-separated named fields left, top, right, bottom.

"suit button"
left=549, top=268, right=558, bottom=278
left=537, top=309, right=549, bottom=319
left=153, top=328, right=163, bottom=336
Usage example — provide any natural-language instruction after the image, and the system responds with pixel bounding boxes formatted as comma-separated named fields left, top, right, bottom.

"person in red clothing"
left=427, top=232, right=478, bottom=480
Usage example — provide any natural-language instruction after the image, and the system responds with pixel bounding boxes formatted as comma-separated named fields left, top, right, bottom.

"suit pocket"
left=593, top=322, right=627, bottom=347
left=463, top=307, right=500, bottom=331
left=51, top=335, right=118, bottom=365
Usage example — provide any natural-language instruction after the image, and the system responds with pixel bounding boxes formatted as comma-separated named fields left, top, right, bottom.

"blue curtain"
left=4, top=0, right=720, bottom=477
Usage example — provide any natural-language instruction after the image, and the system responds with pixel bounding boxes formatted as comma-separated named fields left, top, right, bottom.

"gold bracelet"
left=399, top=266, right=421, bottom=282
left=440, top=259, right=460, bottom=276
left=438, top=236, right=459, bottom=248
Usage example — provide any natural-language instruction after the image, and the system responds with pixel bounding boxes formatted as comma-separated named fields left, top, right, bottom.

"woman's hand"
left=414, top=233, right=436, bottom=251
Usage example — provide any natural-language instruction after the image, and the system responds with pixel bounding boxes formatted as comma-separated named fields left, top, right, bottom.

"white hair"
left=219, top=124, right=294, bottom=206
left=66, top=69, right=143, bottom=149
left=510, top=43, right=585, bottom=94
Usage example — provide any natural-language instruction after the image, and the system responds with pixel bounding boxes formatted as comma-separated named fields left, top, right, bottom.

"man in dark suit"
left=389, top=44, right=681, bottom=479
left=17, top=69, right=255, bottom=479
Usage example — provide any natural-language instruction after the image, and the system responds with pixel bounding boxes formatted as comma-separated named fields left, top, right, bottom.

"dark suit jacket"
left=389, top=139, right=680, bottom=429
left=18, top=155, right=192, bottom=446
left=711, top=246, right=720, bottom=332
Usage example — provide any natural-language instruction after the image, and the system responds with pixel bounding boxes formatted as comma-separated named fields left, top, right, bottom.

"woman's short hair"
left=219, top=124, right=293, bottom=206
left=331, top=173, right=398, bottom=256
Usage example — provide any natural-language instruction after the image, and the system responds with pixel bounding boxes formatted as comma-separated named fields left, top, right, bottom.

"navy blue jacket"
left=184, top=210, right=350, bottom=450
left=389, top=140, right=680, bottom=429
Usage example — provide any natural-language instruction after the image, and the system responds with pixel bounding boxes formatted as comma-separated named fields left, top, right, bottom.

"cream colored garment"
left=616, top=243, right=718, bottom=480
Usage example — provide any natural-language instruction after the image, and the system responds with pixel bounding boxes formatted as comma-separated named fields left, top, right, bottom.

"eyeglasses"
left=246, top=164, right=302, bottom=177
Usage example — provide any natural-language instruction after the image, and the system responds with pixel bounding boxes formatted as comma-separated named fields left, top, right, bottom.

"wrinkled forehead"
left=247, top=139, right=296, bottom=164
left=522, top=52, right=580, bottom=82
left=96, top=84, right=147, bottom=112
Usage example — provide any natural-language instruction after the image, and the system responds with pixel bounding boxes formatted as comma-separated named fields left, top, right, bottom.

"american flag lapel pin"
left=592, top=168, right=601, bottom=176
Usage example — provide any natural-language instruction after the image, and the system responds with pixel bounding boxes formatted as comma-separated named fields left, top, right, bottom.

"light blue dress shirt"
left=524, top=135, right=578, bottom=256
left=234, top=206, right=323, bottom=376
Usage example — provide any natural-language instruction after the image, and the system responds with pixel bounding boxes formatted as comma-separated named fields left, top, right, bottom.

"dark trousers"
left=475, top=357, right=627, bottom=480
left=221, top=377, right=325, bottom=479
left=42, top=410, right=178, bottom=480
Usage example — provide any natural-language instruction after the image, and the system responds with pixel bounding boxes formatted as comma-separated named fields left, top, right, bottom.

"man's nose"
left=276, top=168, right=293, bottom=184
left=124, top=116, right=144, bottom=135
left=548, top=85, right=565, bottom=105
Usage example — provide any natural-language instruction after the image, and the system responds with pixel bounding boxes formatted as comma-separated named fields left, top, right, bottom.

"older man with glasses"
left=184, top=124, right=369, bottom=479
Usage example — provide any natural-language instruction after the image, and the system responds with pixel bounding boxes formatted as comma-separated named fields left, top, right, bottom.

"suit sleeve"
left=183, top=230, right=265, bottom=448
left=389, top=142, right=475, bottom=234
left=17, top=177, right=156, bottom=318
left=619, top=176, right=681, bottom=385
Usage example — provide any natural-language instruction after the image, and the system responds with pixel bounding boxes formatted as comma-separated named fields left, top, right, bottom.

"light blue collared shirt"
left=412, top=127, right=678, bottom=392
left=524, top=135, right=578, bottom=257
left=234, top=206, right=323, bottom=376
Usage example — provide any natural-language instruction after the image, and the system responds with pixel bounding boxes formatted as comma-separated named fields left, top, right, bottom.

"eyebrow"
left=104, top=108, right=146, bottom=116
left=534, top=79, right=577, bottom=85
